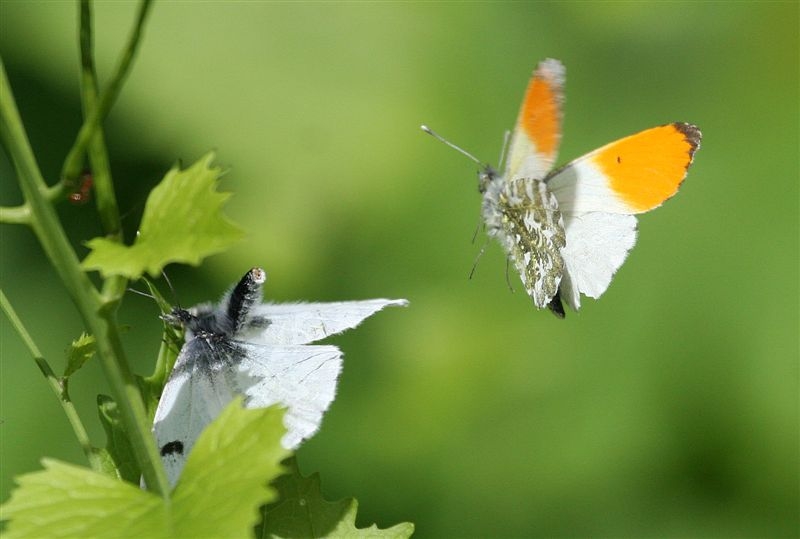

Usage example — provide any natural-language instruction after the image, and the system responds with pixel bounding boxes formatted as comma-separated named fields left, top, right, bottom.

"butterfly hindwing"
left=558, top=212, right=638, bottom=310
left=484, top=177, right=565, bottom=308
left=234, top=343, right=342, bottom=449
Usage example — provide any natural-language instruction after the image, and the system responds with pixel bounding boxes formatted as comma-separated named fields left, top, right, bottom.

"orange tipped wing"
left=547, top=123, right=701, bottom=214
left=505, top=58, right=565, bottom=181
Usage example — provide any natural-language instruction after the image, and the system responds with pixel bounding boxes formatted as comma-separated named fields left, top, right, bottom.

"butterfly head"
left=160, top=307, right=194, bottom=328
left=477, top=164, right=499, bottom=194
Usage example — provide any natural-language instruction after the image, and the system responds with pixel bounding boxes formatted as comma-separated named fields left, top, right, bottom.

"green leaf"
left=1, top=401, right=290, bottom=538
left=63, top=332, right=96, bottom=378
left=97, top=394, right=140, bottom=483
left=0, top=459, right=165, bottom=539
left=81, top=152, right=245, bottom=279
left=170, top=399, right=290, bottom=535
left=258, top=458, right=414, bottom=538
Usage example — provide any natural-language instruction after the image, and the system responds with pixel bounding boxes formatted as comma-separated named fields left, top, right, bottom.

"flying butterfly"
left=150, top=267, right=407, bottom=487
left=423, top=58, right=701, bottom=317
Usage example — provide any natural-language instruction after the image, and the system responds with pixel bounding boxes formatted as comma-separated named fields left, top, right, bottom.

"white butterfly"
left=151, top=267, right=407, bottom=487
left=424, top=58, right=701, bottom=317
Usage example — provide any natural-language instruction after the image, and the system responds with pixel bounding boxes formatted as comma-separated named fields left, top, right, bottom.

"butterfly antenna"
left=469, top=237, right=491, bottom=280
left=161, top=270, right=181, bottom=308
left=421, top=125, right=485, bottom=167
left=504, top=259, right=515, bottom=293
left=497, top=129, right=511, bottom=171
left=470, top=215, right=483, bottom=245
left=127, top=287, right=156, bottom=300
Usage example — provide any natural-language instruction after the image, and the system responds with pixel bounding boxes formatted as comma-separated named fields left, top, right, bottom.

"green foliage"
left=259, top=459, right=414, bottom=538
left=63, top=332, right=96, bottom=378
left=137, top=276, right=183, bottom=418
left=1, top=401, right=290, bottom=539
left=81, top=152, right=244, bottom=279
left=96, top=395, right=139, bottom=483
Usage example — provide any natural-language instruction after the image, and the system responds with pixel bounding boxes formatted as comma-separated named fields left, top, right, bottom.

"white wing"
left=242, top=299, right=408, bottom=345
left=151, top=341, right=343, bottom=486
left=151, top=340, right=239, bottom=487
left=558, top=212, right=638, bottom=310
left=234, top=343, right=343, bottom=449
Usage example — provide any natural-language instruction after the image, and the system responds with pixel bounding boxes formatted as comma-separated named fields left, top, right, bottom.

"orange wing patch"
left=593, top=123, right=701, bottom=212
left=516, top=59, right=564, bottom=162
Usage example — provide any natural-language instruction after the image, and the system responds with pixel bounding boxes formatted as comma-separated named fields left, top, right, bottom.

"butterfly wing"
left=557, top=213, right=638, bottom=310
left=151, top=338, right=239, bottom=487
left=234, top=343, right=342, bottom=449
left=241, top=299, right=408, bottom=345
left=547, top=123, right=701, bottom=214
left=505, top=58, right=565, bottom=181
left=547, top=123, right=701, bottom=309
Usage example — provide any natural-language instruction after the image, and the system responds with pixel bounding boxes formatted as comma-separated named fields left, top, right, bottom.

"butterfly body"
left=151, top=268, right=406, bottom=487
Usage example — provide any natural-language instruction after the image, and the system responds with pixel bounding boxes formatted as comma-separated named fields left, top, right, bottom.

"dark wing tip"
left=672, top=122, right=702, bottom=156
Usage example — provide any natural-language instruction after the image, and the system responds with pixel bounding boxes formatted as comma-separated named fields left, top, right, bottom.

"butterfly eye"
left=478, top=166, right=497, bottom=194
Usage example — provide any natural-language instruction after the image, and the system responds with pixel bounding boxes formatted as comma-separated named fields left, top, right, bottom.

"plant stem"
left=0, top=289, right=100, bottom=470
left=78, top=0, right=127, bottom=304
left=0, top=204, right=30, bottom=224
left=0, top=0, right=152, bottom=221
left=61, top=0, right=153, bottom=188
left=0, top=58, right=170, bottom=498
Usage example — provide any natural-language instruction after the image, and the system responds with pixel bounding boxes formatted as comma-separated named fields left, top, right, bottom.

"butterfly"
left=423, top=58, right=701, bottom=317
left=151, top=267, right=407, bottom=487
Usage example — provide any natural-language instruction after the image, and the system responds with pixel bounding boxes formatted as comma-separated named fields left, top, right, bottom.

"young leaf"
left=258, top=458, right=414, bottom=538
left=81, top=152, right=244, bottom=279
left=1, top=401, right=290, bottom=538
left=63, top=332, right=96, bottom=378
left=97, top=394, right=140, bottom=483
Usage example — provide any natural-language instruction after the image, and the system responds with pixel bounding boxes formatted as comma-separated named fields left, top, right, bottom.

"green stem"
left=60, top=0, right=153, bottom=188
left=0, top=58, right=170, bottom=498
left=0, top=289, right=99, bottom=470
left=0, top=204, right=30, bottom=224
left=78, top=0, right=127, bottom=304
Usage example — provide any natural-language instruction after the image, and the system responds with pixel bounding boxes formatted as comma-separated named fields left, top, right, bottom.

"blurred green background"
left=1, top=2, right=797, bottom=537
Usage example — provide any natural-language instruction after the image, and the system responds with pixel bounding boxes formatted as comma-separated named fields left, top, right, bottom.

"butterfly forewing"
left=505, top=58, right=565, bottom=181
left=546, top=123, right=701, bottom=215
left=242, top=299, right=409, bottom=346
